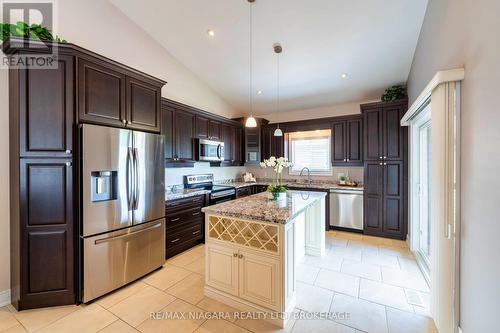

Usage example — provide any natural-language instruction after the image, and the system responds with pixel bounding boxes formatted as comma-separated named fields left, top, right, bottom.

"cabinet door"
left=363, top=161, right=383, bottom=234
left=206, top=244, right=239, bottom=296
left=383, top=106, right=404, bottom=160
left=346, top=118, right=363, bottom=164
left=221, top=124, right=234, bottom=162
left=261, top=127, right=271, bottom=160
left=233, top=127, right=243, bottom=165
left=209, top=120, right=221, bottom=140
left=126, top=76, right=161, bottom=132
left=331, top=121, right=346, bottom=164
left=161, top=105, right=174, bottom=161
left=382, top=161, right=405, bottom=238
left=363, top=108, right=383, bottom=161
left=78, top=58, right=126, bottom=127
left=19, top=55, right=73, bottom=157
left=174, top=110, right=195, bottom=161
left=238, top=250, right=280, bottom=310
left=271, top=131, right=284, bottom=158
left=19, top=159, right=74, bottom=308
left=196, top=116, right=209, bottom=139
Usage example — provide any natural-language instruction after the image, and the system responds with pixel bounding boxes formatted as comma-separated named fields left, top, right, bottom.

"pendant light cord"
left=249, top=1, right=253, bottom=116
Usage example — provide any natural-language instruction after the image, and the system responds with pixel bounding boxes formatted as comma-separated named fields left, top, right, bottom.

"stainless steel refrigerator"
left=81, top=124, right=165, bottom=302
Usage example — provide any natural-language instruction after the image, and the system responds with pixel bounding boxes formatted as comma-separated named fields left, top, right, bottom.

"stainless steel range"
left=184, top=174, right=236, bottom=205
left=81, top=124, right=165, bottom=302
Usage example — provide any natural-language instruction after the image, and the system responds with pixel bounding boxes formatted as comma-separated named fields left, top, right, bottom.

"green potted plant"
left=381, top=85, right=407, bottom=102
left=339, top=175, right=347, bottom=185
left=260, top=156, right=293, bottom=201
left=1, top=21, right=66, bottom=42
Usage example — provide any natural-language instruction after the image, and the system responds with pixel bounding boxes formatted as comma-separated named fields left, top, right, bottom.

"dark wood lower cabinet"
left=12, top=159, right=75, bottom=310
left=363, top=161, right=406, bottom=239
left=165, top=195, right=205, bottom=258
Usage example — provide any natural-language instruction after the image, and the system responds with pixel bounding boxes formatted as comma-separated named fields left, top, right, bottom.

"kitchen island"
left=201, top=190, right=326, bottom=328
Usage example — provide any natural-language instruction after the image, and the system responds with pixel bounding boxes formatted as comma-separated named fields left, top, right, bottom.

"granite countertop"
left=227, top=180, right=364, bottom=191
left=202, top=190, right=326, bottom=224
left=165, top=188, right=208, bottom=201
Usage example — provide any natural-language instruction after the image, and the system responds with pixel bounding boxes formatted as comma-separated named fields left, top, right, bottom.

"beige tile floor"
left=0, top=231, right=437, bottom=333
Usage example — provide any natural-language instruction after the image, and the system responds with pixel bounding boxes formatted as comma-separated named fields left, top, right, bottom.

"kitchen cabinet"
left=15, top=159, right=75, bottom=310
left=205, top=243, right=281, bottom=311
left=331, top=116, right=363, bottom=166
left=161, top=104, right=174, bottom=161
left=165, top=195, right=205, bottom=258
left=126, top=75, right=161, bottom=132
left=18, top=55, right=74, bottom=158
left=236, top=186, right=252, bottom=198
left=233, top=127, right=243, bottom=165
left=175, top=110, right=196, bottom=161
left=209, top=120, right=221, bottom=140
left=363, top=101, right=406, bottom=161
left=78, top=58, right=126, bottom=128
left=78, top=58, right=163, bottom=133
left=361, top=100, right=408, bottom=239
left=196, top=116, right=209, bottom=139
left=221, top=124, right=234, bottom=162
left=261, top=125, right=284, bottom=160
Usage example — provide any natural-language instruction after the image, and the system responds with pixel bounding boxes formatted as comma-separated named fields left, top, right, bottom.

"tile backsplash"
left=245, top=166, right=364, bottom=183
left=165, top=162, right=246, bottom=186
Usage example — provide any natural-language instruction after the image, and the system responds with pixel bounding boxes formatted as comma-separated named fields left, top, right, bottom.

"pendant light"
left=273, top=43, right=283, bottom=136
left=245, top=0, right=257, bottom=128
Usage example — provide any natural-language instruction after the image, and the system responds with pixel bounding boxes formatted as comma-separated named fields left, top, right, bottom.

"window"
left=286, top=129, right=332, bottom=175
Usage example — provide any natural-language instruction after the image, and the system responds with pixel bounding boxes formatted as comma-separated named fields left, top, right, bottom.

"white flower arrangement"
left=260, top=157, right=293, bottom=199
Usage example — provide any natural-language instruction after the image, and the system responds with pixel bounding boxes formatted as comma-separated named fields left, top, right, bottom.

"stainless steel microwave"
left=196, top=138, right=225, bottom=161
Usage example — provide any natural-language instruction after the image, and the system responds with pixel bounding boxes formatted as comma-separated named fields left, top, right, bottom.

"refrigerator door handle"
left=94, top=221, right=162, bottom=245
left=126, top=147, right=134, bottom=211
left=133, top=148, right=140, bottom=210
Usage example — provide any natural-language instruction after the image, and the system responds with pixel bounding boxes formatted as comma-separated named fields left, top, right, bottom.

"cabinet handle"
left=347, top=159, right=350, bottom=162
left=379, top=156, right=383, bottom=159
left=238, top=254, right=243, bottom=259
left=127, top=120, right=131, bottom=125
left=171, top=217, right=180, bottom=222
left=171, top=238, right=180, bottom=243
left=192, top=230, right=200, bottom=235
left=383, top=163, right=387, bottom=165
left=122, top=119, right=126, bottom=124
left=379, top=162, right=383, bottom=166
left=65, top=150, right=72, bottom=154
left=233, top=253, right=238, bottom=257
left=192, top=212, right=200, bottom=216
left=343, top=158, right=346, bottom=162
left=65, top=162, right=72, bottom=166
left=383, top=156, right=387, bottom=159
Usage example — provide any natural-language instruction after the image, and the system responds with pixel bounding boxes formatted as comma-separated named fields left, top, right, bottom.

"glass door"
left=410, top=104, right=432, bottom=280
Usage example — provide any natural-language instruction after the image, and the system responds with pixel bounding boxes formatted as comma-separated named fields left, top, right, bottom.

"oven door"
left=210, top=189, right=236, bottom=205
left=198, top=139, right=224, bottom=161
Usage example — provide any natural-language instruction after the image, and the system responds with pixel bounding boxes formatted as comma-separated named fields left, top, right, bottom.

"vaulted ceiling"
left=111, top=0, right=428, bottom=115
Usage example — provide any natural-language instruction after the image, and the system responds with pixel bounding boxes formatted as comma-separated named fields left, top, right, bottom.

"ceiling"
left=110, top=0, right=428, bottom=115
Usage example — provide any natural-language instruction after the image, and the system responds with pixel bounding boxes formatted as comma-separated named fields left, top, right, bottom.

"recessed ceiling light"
left=207, top=29, right=215, bottom=37
left=341, top=73, right=348, bottom=79
left=257, top=90, right=263, bottom=95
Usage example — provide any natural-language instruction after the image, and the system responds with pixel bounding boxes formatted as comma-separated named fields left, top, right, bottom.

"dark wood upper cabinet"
left=221, top=124, right=234, bottom=162
left=331, top=116, right=363, bottom=166
left=161, top=103, right=174, bottom=161
left=233, top=127, right=243, bottom=165
left=261, top=124, right=284, bottom=160
left=126, top=76, right=161, bottom=132
left=196, top=116, right=209, bottom=139
left=18, top=55, right=73, bottom=158
left=383, top=106, right=404, bottom=160
left=174, top=110, right=195, bottom=161
left=78, top=58, right=126, bottom=127
left=16, top=159, right=74, bottom=309
left=208, top=120, right=221, bottom=141
left=363, top=108, right=383, bottom=161
left=331, top=121, right=346, bottom=164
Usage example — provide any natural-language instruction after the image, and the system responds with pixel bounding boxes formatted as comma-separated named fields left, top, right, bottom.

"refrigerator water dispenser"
left=91, top=171, right=117, bottom=202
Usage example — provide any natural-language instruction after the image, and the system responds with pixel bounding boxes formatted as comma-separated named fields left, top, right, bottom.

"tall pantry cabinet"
left=361, top=100, right=408, bottom=240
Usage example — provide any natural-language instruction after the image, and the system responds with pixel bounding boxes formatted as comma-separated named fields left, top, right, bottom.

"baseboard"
left=0, top=289, right=11, bottom=307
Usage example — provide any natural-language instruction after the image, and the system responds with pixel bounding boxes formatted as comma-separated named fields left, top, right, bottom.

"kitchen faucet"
left=299, top=167, right=312, bottom=184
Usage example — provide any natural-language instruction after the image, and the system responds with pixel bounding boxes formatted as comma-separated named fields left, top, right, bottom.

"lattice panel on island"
left=208, top=215, right=279, bottom=254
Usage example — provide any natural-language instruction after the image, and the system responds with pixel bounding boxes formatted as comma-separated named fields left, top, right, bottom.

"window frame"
left=286, top=130, right=333, bottom=176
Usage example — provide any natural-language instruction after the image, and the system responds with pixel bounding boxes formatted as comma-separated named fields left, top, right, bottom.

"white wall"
left=259, top=100, right=376, bottom=124
left=407, top=0, right=500, bottom=331
left=0, top=0, right=238, bottom=298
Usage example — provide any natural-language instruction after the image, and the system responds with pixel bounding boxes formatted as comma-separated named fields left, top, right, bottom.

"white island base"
left=202, top=192, right=326, bottom=328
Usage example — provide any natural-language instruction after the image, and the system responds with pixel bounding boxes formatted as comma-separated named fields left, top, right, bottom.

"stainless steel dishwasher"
left=330, top=188, right=364, bottom=230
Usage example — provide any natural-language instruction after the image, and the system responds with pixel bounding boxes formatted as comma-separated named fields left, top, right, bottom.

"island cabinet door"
left=205, top=244, right=239, bottom=296
left=238, top=250, right=280, bottom=311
